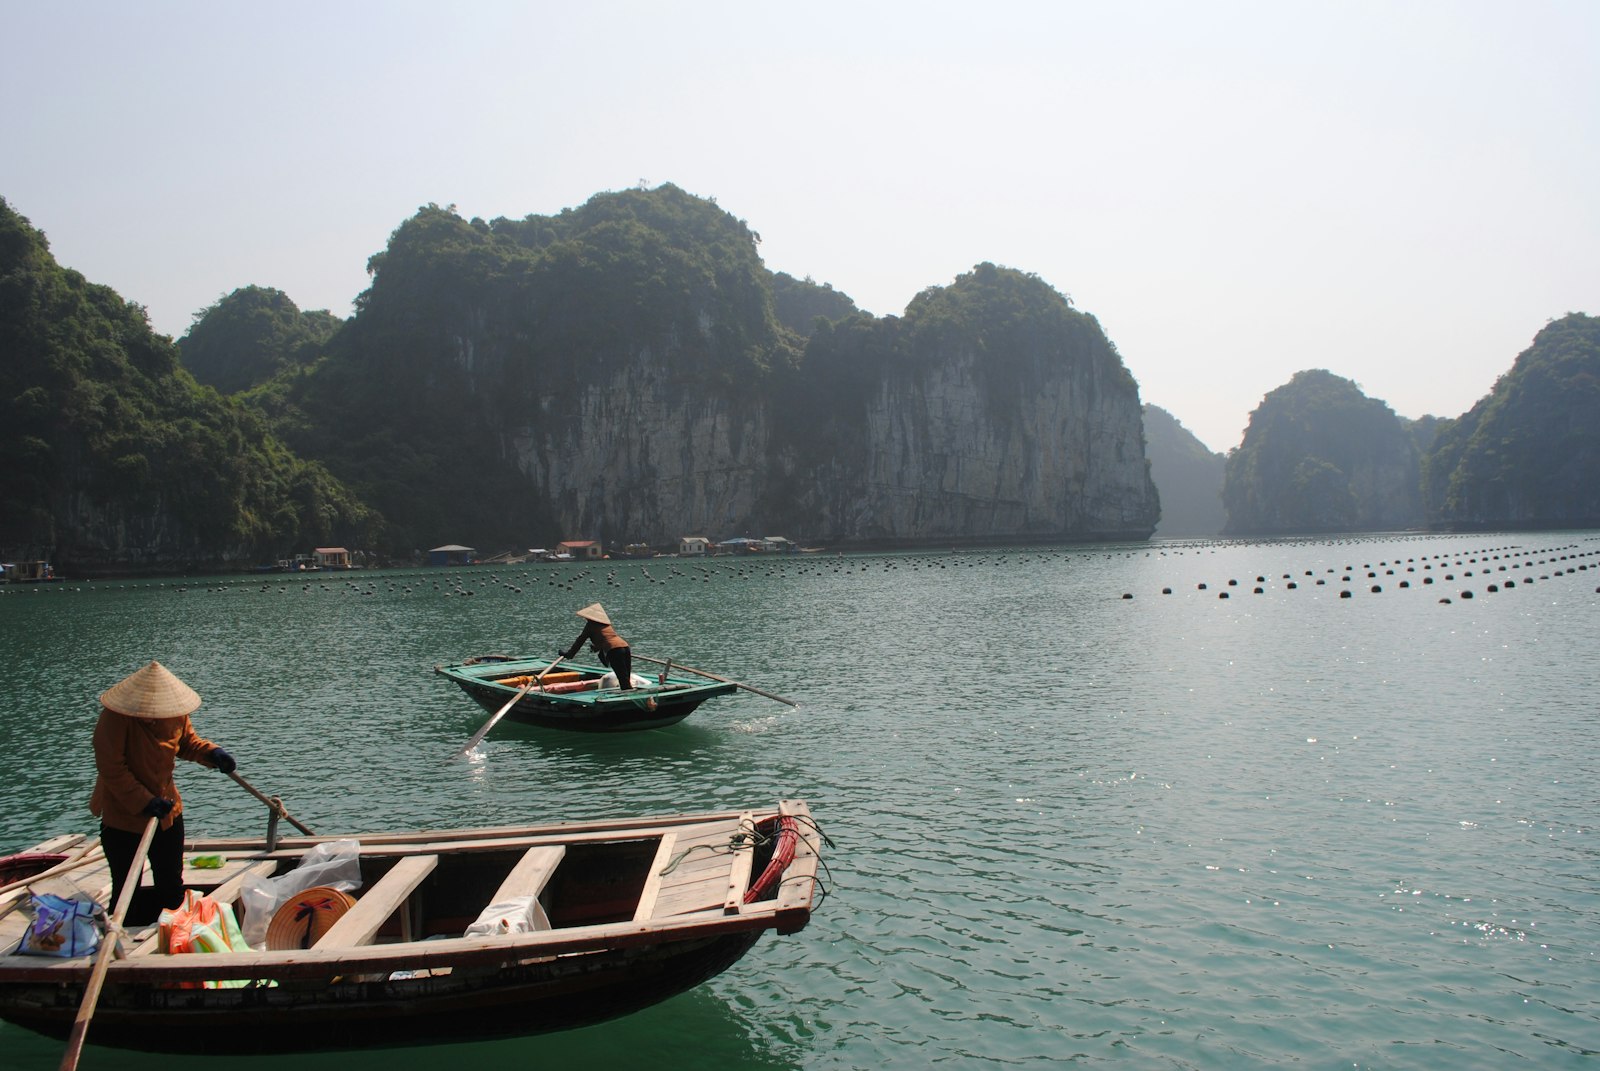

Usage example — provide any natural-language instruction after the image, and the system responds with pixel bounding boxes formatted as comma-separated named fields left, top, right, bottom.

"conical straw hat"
left=575, top=603, right=611, bottom=625
left=99, top=661, right=202, bottom=720
left=266, top=887, right=356, bottom=950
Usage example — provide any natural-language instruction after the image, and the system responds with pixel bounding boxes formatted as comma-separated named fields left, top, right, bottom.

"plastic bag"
left=159, top=889, right=254, bottom=989
left=238, top=839, right=362, bottom=948
left=598, top=671, right=651, bottom=689
left=464, top=895, right=539, bottom=937
left=18, top=892, right=101, bottom=958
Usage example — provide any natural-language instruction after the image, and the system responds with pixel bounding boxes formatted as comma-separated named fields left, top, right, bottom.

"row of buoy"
left=1119, top=540, right=1599, bottom=601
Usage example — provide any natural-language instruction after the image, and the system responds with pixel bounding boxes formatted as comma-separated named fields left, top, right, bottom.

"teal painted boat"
left=434, top=656, right=739, bottom=732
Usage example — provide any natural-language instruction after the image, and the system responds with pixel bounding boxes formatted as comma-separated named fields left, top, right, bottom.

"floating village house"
left=427, top=544, right=476, bottom=567
left=678, top=536, right=711, bottom=557
left=558, top=540, right=603, bottom=561
left=314, top=547, right=351, bottom=569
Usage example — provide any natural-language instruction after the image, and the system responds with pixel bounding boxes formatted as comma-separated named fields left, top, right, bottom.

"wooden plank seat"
left=314, top=855, right=438, bottom=948
left=487, top=845, right=564, bottom=932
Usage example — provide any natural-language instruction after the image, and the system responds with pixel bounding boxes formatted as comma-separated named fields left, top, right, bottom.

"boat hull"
left=436, top=658, right=738, bottom=732
left=0, top=931, right=761, bottom=1053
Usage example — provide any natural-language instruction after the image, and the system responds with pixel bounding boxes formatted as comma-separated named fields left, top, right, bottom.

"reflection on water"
left=3, top=533, right=1598, bottom=1069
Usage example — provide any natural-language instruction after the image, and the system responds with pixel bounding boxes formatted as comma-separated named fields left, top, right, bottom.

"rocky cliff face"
left=251, top=195, right=1158, bottom=552
left=488, top=262, right=1157, bottom=546
left=841, top=350, right=1155, bottom=541
left=507, top=351, right=770, bottom=542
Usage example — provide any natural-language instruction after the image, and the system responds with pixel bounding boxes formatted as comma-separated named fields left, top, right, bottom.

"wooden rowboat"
left=0, top=800, right=824, bottom=1054
left=434, top=656, right=738, bottom=732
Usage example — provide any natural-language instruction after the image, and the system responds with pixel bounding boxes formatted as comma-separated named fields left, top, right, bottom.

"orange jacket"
left=89, top=709, right=222, bottom=834
left=563, top=620, right=629, bottom=660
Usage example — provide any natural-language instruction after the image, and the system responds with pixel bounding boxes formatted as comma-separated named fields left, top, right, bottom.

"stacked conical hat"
left=99, top=661, right=202, bottom=720
left=575, top=603, right=611, bottom=625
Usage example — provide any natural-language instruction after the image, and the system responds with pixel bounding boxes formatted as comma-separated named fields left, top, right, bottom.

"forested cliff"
left=0, top=198, right=374, bottom=573
left=9, top=178, right=1591, bottom=571
left=1422, top=314, right=1600, bottom=528
left=1218, top=320, right=1600, bottom=536
left=1222, top=370, right=1423, bottom=535
left=2, top=185, right=1158, bottom=568
left=246, top=186, right=1159, bottom=550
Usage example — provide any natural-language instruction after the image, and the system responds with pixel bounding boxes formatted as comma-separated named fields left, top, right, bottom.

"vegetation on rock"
left=1222, top=370, right=1423, bottom=535
left=1422, top=313, right=1600, bottom=527
left=179, top=285, right=340, bottom=394
left=0, top=197, right=374, bottom=572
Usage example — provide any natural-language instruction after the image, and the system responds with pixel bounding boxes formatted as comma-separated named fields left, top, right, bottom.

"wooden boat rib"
left=434, top=656, right=738, bottom=732
left=0, top=800, right=823, bottom=1053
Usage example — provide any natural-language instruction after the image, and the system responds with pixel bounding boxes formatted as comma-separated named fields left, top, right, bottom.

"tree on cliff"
left=179, top=285, right=341, bottom=395
left=1422, top=313, right=1600, bottom=527
left=242, top=186, right=800, bottom=551
left=0, top=197, right=374, bottom=571
left=770, top=272, right=859, bottom=338
left=1222, top=370, right=1423, bottom=535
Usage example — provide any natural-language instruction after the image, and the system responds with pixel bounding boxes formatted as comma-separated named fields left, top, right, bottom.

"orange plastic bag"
left=158, top=889, right=253, bottom=989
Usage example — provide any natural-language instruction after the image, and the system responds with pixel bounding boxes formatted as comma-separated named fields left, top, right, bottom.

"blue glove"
left=210, top=747, right=236, bottom=774
left=143, top=797, right=174, bottom=818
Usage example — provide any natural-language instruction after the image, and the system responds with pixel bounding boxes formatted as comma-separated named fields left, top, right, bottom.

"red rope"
left=743, top=815, right=799, bottom=903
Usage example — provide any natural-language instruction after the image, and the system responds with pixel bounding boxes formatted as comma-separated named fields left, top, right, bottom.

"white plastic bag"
left=239, top=839, right=363, bottom=948
left=465, top=896, right=544, bottom=936
left=598, top=671, right=651, bottom=689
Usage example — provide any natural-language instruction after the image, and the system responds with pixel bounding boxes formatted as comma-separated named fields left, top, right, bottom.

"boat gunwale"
left=0, top=903, right=805, bottom=984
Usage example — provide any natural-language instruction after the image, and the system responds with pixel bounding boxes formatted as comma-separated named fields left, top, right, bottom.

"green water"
left=3, top=535, right=1598, bottom=1069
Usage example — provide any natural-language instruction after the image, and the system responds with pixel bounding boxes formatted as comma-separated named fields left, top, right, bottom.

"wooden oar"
left=451, top=656, right=564, bottom=759
left=59, top=815, right=157, bottom=1071
left=633, top=654, right=799, bottom=707
left=227, top=772, right=316, bottom=836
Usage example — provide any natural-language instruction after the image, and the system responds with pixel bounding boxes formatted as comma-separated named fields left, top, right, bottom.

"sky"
left=4, top=1, right=1596, bottom=454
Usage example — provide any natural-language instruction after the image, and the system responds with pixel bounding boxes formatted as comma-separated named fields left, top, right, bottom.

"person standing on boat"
left=88, top=661, right=238, bottom=925
left=559, top=603, right=635, bottom=689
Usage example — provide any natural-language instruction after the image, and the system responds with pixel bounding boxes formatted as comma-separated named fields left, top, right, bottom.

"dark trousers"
left=101, top=816, right=186, bottom=926
left=607, top=646, right=634, bottom=689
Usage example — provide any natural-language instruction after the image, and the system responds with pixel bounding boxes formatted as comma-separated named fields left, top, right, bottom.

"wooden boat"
left=0, top=800, right=824, bottom=1054
left=434, top=656, right=738, bottom=732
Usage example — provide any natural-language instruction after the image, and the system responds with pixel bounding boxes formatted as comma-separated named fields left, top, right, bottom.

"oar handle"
left=58, top=816, right=158, bottom=1071
left=228, top=772, right=315, bottom=836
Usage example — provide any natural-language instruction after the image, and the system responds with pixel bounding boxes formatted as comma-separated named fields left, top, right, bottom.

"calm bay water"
left=2, top=533, right=1597, bottom=1070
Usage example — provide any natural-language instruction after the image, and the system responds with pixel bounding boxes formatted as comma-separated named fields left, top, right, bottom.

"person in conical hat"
left=89, top=661, right=239, bottom=925
left=558, top=603, right=635, bottom=689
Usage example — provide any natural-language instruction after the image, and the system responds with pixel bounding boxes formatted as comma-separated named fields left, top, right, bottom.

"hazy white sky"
left=4, top=1, right=1596, bottom=452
